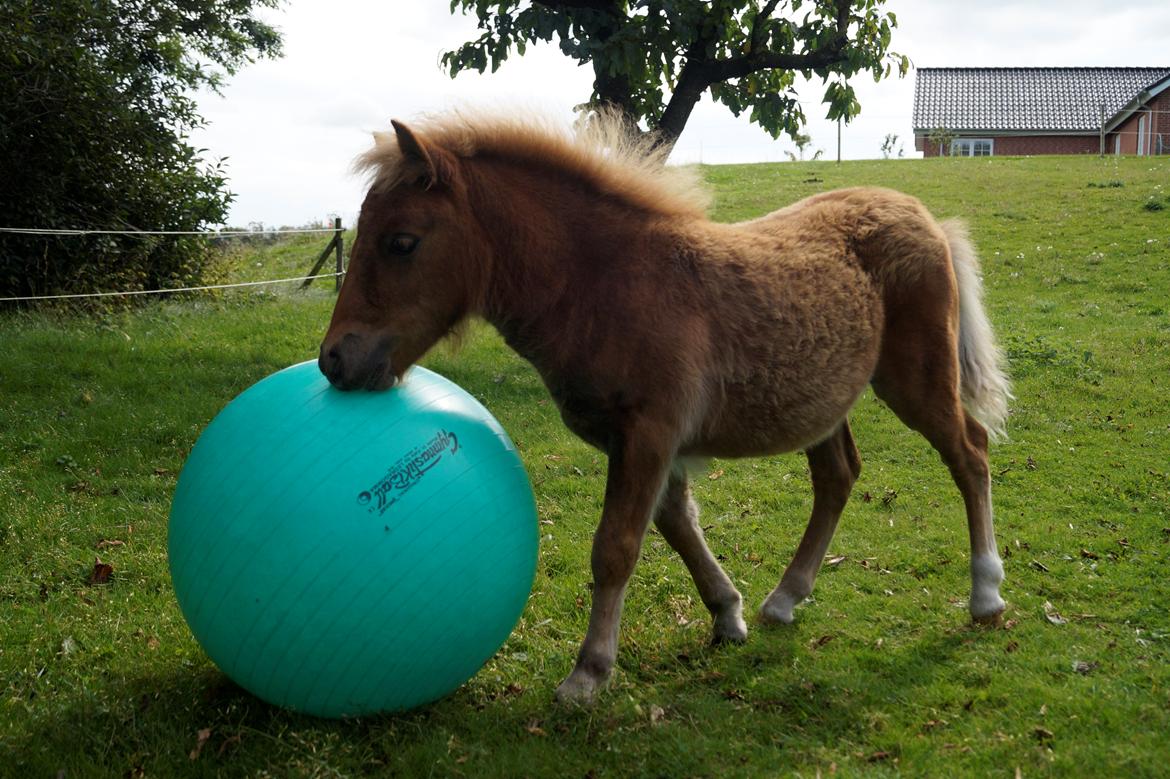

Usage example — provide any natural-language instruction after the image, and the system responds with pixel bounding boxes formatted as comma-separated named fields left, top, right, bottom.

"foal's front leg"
left=555, top=430, right=673, bottom=705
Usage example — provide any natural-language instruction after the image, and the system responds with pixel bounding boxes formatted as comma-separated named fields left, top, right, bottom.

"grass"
left=2, top=154, right=1169, bottom=777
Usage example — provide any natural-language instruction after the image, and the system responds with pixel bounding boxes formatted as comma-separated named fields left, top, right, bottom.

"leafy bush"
left=0, top=0, right=281, bottom=300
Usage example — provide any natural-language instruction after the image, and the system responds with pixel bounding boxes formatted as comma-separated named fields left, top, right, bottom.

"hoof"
left=970, top=591, right=1006, bottom=625
left=554, top=670, right=604, bottom=706
left=759, top=590, right=801, bottom=625
left=971, top=604, right=1006, bottom=627
left=712, top=604, right=749, bottom=645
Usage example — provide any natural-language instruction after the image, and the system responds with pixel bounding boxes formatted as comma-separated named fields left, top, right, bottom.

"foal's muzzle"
left=318, top=333, right=395, bottom=391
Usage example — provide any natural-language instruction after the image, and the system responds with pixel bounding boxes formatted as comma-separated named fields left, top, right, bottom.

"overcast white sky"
left=190, top=0, right=1170, bottom=227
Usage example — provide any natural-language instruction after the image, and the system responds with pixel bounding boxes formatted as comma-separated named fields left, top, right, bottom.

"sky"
left=190, top=0, right=1170, bottom=228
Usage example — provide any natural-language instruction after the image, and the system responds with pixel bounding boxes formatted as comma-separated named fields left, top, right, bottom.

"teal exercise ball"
left=168, top=361, right=537, bottom=718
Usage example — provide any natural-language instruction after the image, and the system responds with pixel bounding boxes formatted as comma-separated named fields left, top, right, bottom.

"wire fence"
left=0, top=222, right=347, bottom=303
left=0, top=273, right=345, bottom=303
left=0, top=226, right=339, bottom=236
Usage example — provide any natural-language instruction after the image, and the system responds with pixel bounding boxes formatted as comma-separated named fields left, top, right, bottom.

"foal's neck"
left=466, top=158, right=662, bottom=359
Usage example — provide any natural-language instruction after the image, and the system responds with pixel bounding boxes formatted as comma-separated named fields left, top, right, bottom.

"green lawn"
left=2, top=154, right=1168, bottom=777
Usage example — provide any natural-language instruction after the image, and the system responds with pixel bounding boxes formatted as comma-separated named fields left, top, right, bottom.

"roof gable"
left=913, top=67, right=1170, bottom=133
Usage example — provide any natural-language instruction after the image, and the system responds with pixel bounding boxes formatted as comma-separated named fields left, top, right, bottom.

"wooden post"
left=333, top=217, right=344, bottom=291
left=1099, top=103, right=1106, bottom=156
left=301, top=219, right=344, bottom=290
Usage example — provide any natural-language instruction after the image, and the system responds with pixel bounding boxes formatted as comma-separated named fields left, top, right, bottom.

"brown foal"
left=318, top=112, right=1012, bottom=704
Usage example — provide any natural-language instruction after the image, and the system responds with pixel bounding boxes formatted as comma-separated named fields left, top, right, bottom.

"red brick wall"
left=1115, top=113, right=1141, bottom=154
left=992, top=136, right=1100, bottom=156
left=1112, top=96, right=1169, bottom=155
left=1150, top=91, right=1170, bottom=154
left=915, top=134, right=1099, bottom=157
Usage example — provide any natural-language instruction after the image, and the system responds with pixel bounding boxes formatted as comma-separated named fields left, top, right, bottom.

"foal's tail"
left=941, top=219, right=1012, bottom=439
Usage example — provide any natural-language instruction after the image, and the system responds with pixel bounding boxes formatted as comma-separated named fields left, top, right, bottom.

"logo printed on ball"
left=359, top=429, right=460, bottom=515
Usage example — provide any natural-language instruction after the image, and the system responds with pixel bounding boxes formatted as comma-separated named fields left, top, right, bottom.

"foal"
left=318, top=113, right=1012, bottom=704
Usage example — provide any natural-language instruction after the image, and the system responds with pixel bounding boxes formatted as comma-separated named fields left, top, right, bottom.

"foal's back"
left=680, top=187, right=952, bottom=458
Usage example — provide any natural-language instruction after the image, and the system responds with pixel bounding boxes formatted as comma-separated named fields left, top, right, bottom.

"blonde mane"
left=353, top=109, right=711, bottom=219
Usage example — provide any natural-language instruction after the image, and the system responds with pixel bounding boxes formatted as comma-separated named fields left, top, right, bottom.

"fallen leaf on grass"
left=189, top=728, right=211, bottom=760
left=87, top=558, right=113, bottom=585
left=866, top=751, right=892, bottom=762
left=810, top=634, right=835, bottom=650
left=825, top=555, right=847, bottom=567
left=1072, top=660, right=1099, bottom=675
left=1043, top=602, right=1067, bottom=625
left=217, top=734, right=242, bottom=758
left=707, top=469, right=725, bottom=480
left=525, top=721, right=547, bottom=737
left=96, top=539, right=124, bottom=549
left=1033, top=726, right=1055, bottom=743
left=649, top=704, right=666, bottom=725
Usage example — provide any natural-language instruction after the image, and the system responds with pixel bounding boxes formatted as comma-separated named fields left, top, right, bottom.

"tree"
left=0, top=0, right=282, bottom=300
left=880, top=132, right=903, bottom=158
left=443, top=1, right=907, bottom=148
left=926, top=127, right=956, bottom=157
left=783, top=131, right=822, bottom=160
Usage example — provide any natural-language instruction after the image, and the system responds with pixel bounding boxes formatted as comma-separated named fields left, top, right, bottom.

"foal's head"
left=319, top=121, right=485, bottom=390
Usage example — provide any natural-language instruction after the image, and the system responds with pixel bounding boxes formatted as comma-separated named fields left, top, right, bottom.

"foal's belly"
left=686, top=270, right=883, bottom=457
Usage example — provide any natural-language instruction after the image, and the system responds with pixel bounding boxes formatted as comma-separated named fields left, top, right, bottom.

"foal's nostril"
left=318, top=345, right=344, bottom=384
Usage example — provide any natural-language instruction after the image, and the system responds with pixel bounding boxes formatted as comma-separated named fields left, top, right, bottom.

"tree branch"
left=653, top=0, right=855, bottom=148
left=750, top=0, right=781, bottom=53
left=532, top=0, right=622, bottom=12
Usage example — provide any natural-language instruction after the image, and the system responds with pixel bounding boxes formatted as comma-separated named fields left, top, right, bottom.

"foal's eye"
left=384, top=233, right=420, bottom=257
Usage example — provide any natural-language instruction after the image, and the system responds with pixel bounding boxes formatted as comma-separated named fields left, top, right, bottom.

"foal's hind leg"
left=873, top=346, right=1006, bottom=623
left=760, top=421, right=861, bottom=624
left=654, top=466, right=747, bottom=643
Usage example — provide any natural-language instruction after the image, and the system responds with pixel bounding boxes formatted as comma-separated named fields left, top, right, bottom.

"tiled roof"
left=913, top=67, right=1170, bottom=133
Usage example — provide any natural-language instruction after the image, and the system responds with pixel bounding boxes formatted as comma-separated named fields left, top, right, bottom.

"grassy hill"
left=2, top=154, right=1168, bottom=776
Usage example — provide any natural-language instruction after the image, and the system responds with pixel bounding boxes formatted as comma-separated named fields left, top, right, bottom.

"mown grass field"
left=2, top=154, right=1168, bottom=777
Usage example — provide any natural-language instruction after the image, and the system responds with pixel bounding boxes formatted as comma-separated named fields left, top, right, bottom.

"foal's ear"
left=390, top=120, right=454, bottom=190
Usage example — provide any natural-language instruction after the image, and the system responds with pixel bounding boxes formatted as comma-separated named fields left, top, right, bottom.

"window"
left=951, top=138, right=994, bottom=157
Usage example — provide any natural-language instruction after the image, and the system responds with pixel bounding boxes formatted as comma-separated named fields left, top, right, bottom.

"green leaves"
left=0, top=0, right=283, bottom=299
left=443, top=1, right=904, bottom=144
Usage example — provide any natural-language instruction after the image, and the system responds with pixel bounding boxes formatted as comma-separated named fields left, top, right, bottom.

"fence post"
left=1099, top=103, right=1106, bottom=156
left=301, top=219, right=344, bottom=290
left=333, top=217, right=344, bottom=291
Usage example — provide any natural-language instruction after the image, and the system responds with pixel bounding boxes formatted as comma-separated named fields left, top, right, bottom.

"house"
left=913, top=67, right=1170, bottom=157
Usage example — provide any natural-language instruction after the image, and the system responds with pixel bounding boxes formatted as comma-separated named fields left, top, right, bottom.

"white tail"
left=941, top=219, right=1012, bottom=439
